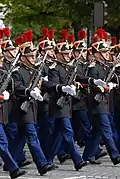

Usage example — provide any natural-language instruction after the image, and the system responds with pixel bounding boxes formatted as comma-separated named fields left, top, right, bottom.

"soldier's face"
left=82, top=50, right=87, bottom=60
left=74, top=51, right=80, bottom=58
left=27, top=55, right=35, bottom=65
left=62, top=53, right=71, bottom=62
left=46, top=48, right=56, bottom=59
left=101, top=51, right=109, bottom=61
left=4, top=48, right=16, bottom=61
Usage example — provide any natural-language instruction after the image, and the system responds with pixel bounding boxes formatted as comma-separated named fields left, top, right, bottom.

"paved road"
left=0, top=145, right=120, bottom=179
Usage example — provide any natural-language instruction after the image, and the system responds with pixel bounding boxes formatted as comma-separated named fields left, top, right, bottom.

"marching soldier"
left=82, top=29, right=120, bottom=165
left=1, top=28, right=30, bottom=168
left=0, top=35, right=26, bottom=178
left=7, top=30, right=55, bottom=176
left=37, top=28, right=71, bottom=163
left=70, top=30, right=92, bottom=148
left=41, top=29, right=106, bottom=170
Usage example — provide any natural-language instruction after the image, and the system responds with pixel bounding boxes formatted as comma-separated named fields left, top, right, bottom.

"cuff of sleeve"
left=88, top=78, right=94, bottom=85
left=25, top=88, right=31, bottom=96
left=0, top=95, right=4, bottom=101
left=56, top=85, right=62, bottom=93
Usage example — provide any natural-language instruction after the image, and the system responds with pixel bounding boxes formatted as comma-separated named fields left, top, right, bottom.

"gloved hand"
left=108, top=82, right=118, bottom=90
left=62, top=85, right=76, bottom=96
left=42, top=76, right=48, bottom=82
left=3, top=90, right=10, bottom=100
left=30, top=87, right=43, bottom=101
left=93, top=79, right=107, bottom=88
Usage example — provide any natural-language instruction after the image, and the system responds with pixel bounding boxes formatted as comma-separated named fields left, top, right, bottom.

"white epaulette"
left=12, top=66, right=20, bottom=72
left=88, top=62, right=96, bottom=68
left=49, top=62, right=57, bottom=69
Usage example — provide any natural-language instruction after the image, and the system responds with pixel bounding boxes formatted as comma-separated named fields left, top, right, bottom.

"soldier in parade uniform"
left=0, top=39, right=26, bottom=178
left=36, top=28, right=56, bottom=149
left=41, top=29, right=107, bottom=170
left=36, top=28, right=70, bottom=163
left=1, top=28, right=31, bottom=169
left=82, top=29, right=120, bottom=165
left=6, top=30, right=55, bottom=176
left=70, top=30, right=92, bottom=148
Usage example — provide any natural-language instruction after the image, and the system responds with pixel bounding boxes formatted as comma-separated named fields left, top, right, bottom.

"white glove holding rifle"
left=30, top=87, right=43, bottom=101
left=62, top=85, right=76, bottom=96
left=93, top=79, right=107, bottom=88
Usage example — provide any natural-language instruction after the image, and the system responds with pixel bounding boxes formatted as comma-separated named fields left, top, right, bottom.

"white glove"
left=30, top=87, right=43, bottom=101
left=108, top=82, right=118, bottom=90
left=3, top=90, right=10, bottom=100
left=42, top=76, right=48, bottom=82
left=62, top=85, right=76, bottom=96
left=93, top=79, right=107, bottom=88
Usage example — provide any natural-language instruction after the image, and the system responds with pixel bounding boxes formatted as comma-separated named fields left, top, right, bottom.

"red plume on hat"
left=3, top=27, right=11, bottom=39
left=41, top=28, right=49, bottom=39
left=111, top=36, right=117, bottom=45
left=14, top=36, right=23, bottom=46
left=93, top=35, right=99, bottom=43
left=24, top=30, right=33, bottom=42
left=60, top=29, right=68, bottom=41
left=78, top=30, right=86, bottom=40
left=49, top=30, right=55, bottom=40
left=0, top=29, right=3, bottom=40
left=22, top=34, right=28, bottom=43
left=104, top=32, right=108, bottom=42
left=96, top=28, right=105, bottom=40
left=39, top=37, right=45, bottom=42
left=68, top=34, right=75, bottom=43
left=58, top=39, right=64, bottom=43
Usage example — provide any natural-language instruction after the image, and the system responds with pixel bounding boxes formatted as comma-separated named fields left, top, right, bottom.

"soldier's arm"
left=41, top=67, right=63, bottom=93
left=12, top=72, right=30, bottom=97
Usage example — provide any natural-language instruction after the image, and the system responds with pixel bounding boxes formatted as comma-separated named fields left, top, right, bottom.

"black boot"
left=10, top=168, right=27, bottom=179
left=58, top=154, right=71, bottom=164
left=112, top=156, right=120, bottom=165
left=18, top=160, right=32, bottom=168
left=75, top=161, right=87, bottom=171
left=88, top=159, right=101, bottom=165
left=95, top=151, right=107, bottom=160
left=39, top=163, right=56, bottom=176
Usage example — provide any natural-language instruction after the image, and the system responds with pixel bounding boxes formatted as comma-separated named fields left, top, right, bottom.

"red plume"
left=111, top=36, right=117, bottom=45
left=24, top=30, right=33, bottom=42
left=93, top=35, right=98, bottom=43
left=23, top=34, right=28, bottom=43
left=78, top=30, right=86, bottom=40
left=58, top=39, right=65, bottom=43
left=104, top=32, right=108, bottom=42
left=41, top=28, right=49, bottom=38
left=49, top=30, right=55, bottom=40
left=14, top=36, right=23, bottom=46
left=68, top=34, right=75, bottom=43
left=0, top=29, right=3, bottom=39
left=96, top=28, right=105, bottom=40
left=3, top=27, right=11, bottom=38
left=39, top=37, right=45, bottom=42
left=60, top=29, right=68, bottom=40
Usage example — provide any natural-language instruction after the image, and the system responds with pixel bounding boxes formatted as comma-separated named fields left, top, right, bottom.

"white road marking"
left=62, top=177, right=87, bottom=179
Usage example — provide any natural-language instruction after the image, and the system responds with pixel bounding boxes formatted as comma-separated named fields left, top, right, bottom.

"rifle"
left=20, top=51, right=48, bottom=113
left=57, top=48, right=84, bottom=108
left=0, top=53, right=20, bottom=93
left=94, top=53, right=120, bottom=103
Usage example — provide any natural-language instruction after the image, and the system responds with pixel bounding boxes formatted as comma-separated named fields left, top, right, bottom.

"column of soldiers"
left=0, top=27, right=119, bottom=178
